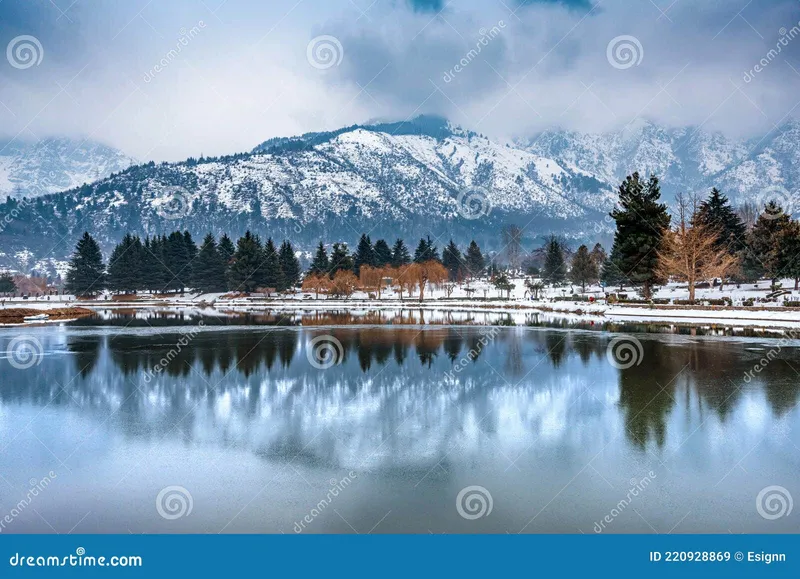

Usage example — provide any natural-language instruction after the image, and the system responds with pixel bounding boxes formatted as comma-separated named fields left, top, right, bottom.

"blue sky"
left=0, top=0, right=798, bottom=160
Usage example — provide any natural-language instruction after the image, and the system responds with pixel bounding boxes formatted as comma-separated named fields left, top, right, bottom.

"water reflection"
left=1, top=324, right=799, bottom=533
left=0, top=327, right=797, bottom=454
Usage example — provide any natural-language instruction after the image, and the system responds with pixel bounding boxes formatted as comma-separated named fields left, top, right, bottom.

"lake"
left=0, top=312, right=798, bottom=533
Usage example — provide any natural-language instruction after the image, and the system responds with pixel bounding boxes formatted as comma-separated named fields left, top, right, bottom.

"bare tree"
left=736, top=201, right=759, bottom=232
left=502, top=224, right=524, bottom=271
left=658, top=193, right=738, bottom=301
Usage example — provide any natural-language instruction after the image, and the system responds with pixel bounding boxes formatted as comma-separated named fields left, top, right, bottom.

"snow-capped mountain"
left=2, top=115, right=799, bottom=270
left=522, top=119, right=799, bottom=203
left=0, top=137, right=135, bottom=199
left=0, top=116, right=613, bottom=264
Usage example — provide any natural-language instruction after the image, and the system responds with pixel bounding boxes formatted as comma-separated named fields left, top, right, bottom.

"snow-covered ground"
left=6, top=277, right=800, bottom=329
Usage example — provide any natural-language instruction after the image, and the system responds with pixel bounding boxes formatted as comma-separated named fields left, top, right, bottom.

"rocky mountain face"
left=0, top=116, right=797, bottom=272
left=522, top=118, right=799, bottom=204
left=0, top=117, right=613, bottom=269
left=0, top=138, right=136, bottom=200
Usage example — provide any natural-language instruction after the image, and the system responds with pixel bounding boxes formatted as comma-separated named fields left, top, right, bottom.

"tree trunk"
left=419, top=281, right=426, bottom=302
left=795, top=278, right=799, bottom=290
left=688, top=282, right=695, bottom=302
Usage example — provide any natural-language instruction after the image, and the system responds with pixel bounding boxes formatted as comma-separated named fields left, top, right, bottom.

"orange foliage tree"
left=301, top=274, right=332, bottom=299
left=411, top=261, right=448, bottom=302
left=330, top=270, right=358, bottom=299
left=359, top=265, right=386, bottom=299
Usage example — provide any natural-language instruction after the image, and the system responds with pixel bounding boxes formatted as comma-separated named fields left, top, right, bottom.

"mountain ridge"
left=1, top=116, right=798, bottom=274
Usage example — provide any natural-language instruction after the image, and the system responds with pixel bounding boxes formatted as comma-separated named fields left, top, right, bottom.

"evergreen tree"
left=542, top=235, right=567, bottom=285
left=590, top=243, right=606, bottom=269
left=144, top=235, right=171, bottom=293
left=608, top=173, right=670, bottom=298
left=308, top=242, right=330, bottom=276
left=373, top=239, right=393, bottom=267
left=107, top=234, right=144, bottom=293
left=694, top=188, right=746, bottom=254
left=329, top=242, right=354, bottom=276
left=65, top=232, right=106, bottom=297
left=218, top=234, right=235, bottom=265
left=263, top=237, right=283, bottom=290
left=162, top=231, right=192, bottom=292
left=0, top=271, right=17, bottom=294
left=278, top=240, right=301, bottom=290
left=193, top=233, right=227, bottom=293
left=600, top=245, right=625, bottom=289
left=570, top=244, right=598, bottom=292
left=743, top=202, right=794, bottom=284
left=391, top=239, right=411, bottom=267
left=441, top=240, right=465, bottom=281
left=353, top=234, right=376, bottom=276
left=227, top=231, right=265, bottom=293
left=414, top=236, right=440, bottom=263
left=464, top=240, right=485, bottom=278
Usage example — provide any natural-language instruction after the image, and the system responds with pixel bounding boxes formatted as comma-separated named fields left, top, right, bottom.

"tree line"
left=63, top=230, right=491, bottom=299
left=541, top=172, right=800, bottom=300
left=62, top=171, right=798, bottom=301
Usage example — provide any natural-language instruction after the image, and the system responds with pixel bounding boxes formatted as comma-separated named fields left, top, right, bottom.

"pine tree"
left=608, top=173, right=670, bottom=298
left=442, top=240, right=465, bottom=281
left=218, top=234, right=235, bottom=265
left=542, top=235, right=566, bottom=285
left=308, top=242, right=330, bottom=276
left=107, top=234, right=143, bottom=293
left=162, top=231, right=191, bottom=292
left=278, top=240, right=301, bottom=290
left=263, top=237, right=283, bottom=291
left=0, top=271, right=17, bottom=294
left=744, top=202, right=794, bottom=285
left=414, top=236, right=440, bottom=263
left=227, top=231, right=265, bottom=293
left=329, top=242, right=354, bottom=276
left=694, top=188, right=746, bottom=255
left=600, top=247, right=624, bottom=290
left=353, top=234, right=376, bottom=276
left=374, top=239, right=393, bottom=267
left=65, top=232, right=106, bottom=297
left=464, top=240, right=485, bottom=278
left=193, top=233, right=227, bottom=293
left=570, top=244, right=598, bottom=292
left=391, top=239, right=411, bottom=268
left=590, top=243, right=606, bottom=269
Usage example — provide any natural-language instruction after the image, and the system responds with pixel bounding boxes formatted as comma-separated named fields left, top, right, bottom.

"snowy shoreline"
left=6, top=295, right=800, bottom=331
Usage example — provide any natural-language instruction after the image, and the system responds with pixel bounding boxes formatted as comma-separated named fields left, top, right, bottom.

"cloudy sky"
left=0, top=0, right=798, bottom=160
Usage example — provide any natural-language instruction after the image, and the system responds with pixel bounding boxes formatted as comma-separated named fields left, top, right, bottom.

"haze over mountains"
left=0, top=115, right=797, bottom=274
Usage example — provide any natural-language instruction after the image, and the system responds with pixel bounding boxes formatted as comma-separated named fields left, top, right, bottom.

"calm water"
left=0, top=315, right=798, bottom=534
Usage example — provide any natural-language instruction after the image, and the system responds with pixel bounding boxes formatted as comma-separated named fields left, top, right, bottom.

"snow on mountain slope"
left=0, top=137, right=135, bottom=199
left=0, top=117, right=615, bottom=262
